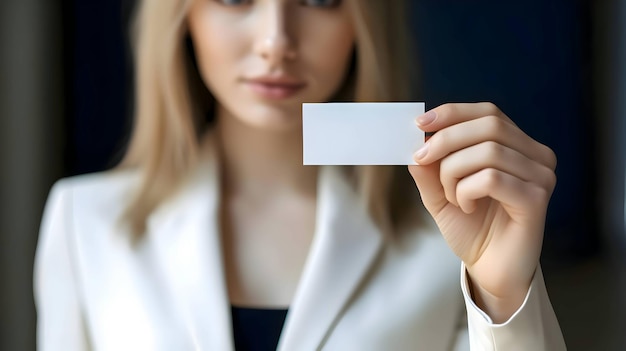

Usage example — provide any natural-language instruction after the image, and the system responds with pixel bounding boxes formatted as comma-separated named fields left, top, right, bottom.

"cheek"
left=326, top=33, right=354, bottom=72
left=189, top=16, right=245, bottom=87
left=301, top=15, right=355, bottom=74
left=301, top=21, right=355, bottom=78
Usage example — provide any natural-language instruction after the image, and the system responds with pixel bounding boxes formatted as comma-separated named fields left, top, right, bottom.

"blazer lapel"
left=145, top=149, right=384, bottom=350
left=146, top=148, right=234, bottom=351
left=278, top=166, right=384, bottom=350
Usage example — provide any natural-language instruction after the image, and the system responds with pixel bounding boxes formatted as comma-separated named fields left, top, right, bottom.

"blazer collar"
left=146, top=146, right=384, bottom=350
left=277, top=166, right=384, bottom=350
left=146, top=145, right=233, bottom=350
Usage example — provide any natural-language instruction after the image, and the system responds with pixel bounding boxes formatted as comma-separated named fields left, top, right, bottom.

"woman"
left=34, top=0, right=566, bottom=350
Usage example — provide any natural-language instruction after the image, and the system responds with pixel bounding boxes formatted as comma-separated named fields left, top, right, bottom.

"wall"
left=0, top=0, right=64, bottom=350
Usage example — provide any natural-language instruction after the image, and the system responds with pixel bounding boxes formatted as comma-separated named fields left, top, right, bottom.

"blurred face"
left=187, top=0, right=356, bottom=131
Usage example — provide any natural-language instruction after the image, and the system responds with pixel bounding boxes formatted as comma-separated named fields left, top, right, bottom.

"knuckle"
left=440, top=173, right=453, bottom=198
left=484, top=115, right=505, bottom=136
left=482, top=168, right=502, bottom=187
left=444, top=187, right=456, bottom=205
left=439, top=157, right=451, bottom=175
left=439, top=164, right=452, bottom=186
left=545, top=169, right=557, bottom=191
left=535, top=142, right=557, bottom=170
left=438, top=163, right=459, bottom=205
left=482, top=141, right=505, bottom=161
left=525, top=175, right=555, bottom=206
left=481, top=102, right=501, bottom=116
left=531, top=185, right=551, bottom=204
left=545, top=146, right=558, bottom=170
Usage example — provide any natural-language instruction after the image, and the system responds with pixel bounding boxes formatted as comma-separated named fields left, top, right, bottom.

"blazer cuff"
left=460, top=263, right=566, bottom=350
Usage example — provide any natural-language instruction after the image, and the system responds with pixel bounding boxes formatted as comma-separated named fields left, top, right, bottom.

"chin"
left=236, top=105, right=303, bottom=133
left=251, top=114, right=302, bottom=132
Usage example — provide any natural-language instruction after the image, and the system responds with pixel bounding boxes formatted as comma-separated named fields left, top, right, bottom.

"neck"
left=214, top=106, right=318, bottom=199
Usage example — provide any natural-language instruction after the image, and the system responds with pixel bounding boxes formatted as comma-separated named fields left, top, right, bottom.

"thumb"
left=408, top=163, right=448, bottom=216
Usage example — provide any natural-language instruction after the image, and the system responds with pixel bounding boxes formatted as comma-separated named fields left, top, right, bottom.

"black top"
left=231, top=305, right=289, bottom=351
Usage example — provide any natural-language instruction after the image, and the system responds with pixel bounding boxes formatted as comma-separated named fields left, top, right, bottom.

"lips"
left=244, top=76, right=306, bottom=99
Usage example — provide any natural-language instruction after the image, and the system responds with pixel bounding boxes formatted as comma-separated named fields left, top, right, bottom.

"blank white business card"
left=303, top=102, right=425, bottom=165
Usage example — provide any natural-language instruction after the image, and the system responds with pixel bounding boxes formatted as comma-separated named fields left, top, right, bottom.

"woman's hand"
left=408, top=103, right=557, bottom=323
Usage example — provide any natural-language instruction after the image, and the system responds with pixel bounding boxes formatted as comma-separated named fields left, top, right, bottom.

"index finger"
left=416, top=102, right=516, bottom=133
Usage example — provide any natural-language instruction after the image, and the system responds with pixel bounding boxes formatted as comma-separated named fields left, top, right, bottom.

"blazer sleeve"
left=458, top=263, right=566, bottom=350
left=34, top=181, right=91, bottom=351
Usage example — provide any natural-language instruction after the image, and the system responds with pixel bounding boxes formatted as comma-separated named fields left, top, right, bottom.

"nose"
left=254, top=4, right=297, bottom=67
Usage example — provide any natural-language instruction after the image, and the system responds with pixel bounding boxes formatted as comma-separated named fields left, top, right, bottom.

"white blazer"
left=34, top=145, right=565, bottom=351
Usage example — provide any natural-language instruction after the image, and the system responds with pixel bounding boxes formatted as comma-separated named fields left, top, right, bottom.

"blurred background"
left=0, top=0, right=624, bottom=349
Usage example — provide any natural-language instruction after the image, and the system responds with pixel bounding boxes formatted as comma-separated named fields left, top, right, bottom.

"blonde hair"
left=121, top=0, right=417, bottom=239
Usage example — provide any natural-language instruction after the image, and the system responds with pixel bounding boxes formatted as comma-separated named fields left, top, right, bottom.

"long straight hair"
left=121, top=0, right=418, bottom=239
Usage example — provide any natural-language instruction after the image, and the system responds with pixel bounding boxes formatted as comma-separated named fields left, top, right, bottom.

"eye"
left=299, top=0, right=342, bottom=8
left=214, top=0, right=252, bottom=6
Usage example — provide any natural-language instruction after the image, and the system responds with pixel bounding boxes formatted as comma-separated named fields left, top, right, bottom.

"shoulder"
left=45, top=168, right=141, bottom=228
left=51, top=168, right=139, bottom=201
left=52, top=168, right=139, bottom=197
left=37, top=168, right=142, bottom=276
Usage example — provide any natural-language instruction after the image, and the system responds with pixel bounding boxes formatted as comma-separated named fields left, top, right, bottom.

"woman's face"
left=187, top=0, right=356, bottom=131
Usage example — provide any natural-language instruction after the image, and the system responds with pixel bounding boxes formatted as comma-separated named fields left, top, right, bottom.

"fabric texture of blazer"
left=34, top=143, right=566, bottom=350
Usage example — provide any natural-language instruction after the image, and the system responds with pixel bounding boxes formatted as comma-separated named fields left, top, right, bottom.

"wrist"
left=466, top=270, right=530, bottom=324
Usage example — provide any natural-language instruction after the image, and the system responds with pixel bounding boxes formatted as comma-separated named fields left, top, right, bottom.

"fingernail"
left=416, top=110, right=437, bottom=127
left=413, top=142, right=429, bottom=161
